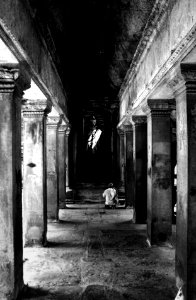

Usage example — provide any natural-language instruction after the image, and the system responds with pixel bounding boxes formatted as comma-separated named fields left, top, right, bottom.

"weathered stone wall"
left=0, top=0, right=68, bottom=116
left=120, top=0, right=196, bottom=117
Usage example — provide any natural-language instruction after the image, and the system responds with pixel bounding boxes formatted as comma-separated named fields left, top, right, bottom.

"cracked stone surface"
left=22, top=205, right=176, bottom=299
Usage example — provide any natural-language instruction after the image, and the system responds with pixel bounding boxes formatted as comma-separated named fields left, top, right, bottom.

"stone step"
left=65, top=185, right=126, bottom=205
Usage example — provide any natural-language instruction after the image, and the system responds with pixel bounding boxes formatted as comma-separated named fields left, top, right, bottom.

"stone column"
left=132, top=116, right=147, bottom=223
left=58, top=119, right=67, bottom=208
left=146, top=99, right=173, bottom=245
left=22, top=99, right=51, bottom=246
left=173, top=64, right=196, bottom=299
left=117, top=128, right=125, bottom=194
left=65, top=125, right=71, bottom=191
left=111, top=104, right=119, bottom=184
left=124, top=124, right=134, bottom=208
left=0, top=67, right=24, bottom=299
left=46, top=108, right=60, bottom=221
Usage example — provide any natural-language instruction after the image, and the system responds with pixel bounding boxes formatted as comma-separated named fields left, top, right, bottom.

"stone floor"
left=22, top=204, right=177, bottom=300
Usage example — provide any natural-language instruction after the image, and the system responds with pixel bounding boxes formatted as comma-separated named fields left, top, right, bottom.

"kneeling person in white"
left=103, top=183, right=117, bottom=208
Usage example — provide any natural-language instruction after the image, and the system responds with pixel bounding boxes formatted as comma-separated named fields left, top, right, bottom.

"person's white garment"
left=103, top=188, right=116, bottom=206
left=88, top=128, right=102, bottom=149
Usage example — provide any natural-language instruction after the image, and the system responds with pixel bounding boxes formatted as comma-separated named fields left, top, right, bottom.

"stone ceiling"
left=28, top=0, right=156, bottom=119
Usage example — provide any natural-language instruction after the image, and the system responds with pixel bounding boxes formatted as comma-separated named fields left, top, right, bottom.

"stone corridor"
left=22, top=205, right=176, bottom=300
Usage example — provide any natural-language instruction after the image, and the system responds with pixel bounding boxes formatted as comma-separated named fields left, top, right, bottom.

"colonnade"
left=0, top=63, right=70, bottom=299
left=118, top=63, right=196, bottom=299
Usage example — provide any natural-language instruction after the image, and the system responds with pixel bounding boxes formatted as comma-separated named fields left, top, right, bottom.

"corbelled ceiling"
left=28, top=0, right=156, bottom=119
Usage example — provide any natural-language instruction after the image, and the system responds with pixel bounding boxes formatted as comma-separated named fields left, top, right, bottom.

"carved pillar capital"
left=65, top=125, right=71, bottom=136
left=58, top=118, right=68, bottom=133
left=22, top=99, right=52, bottom=118
left=167, top=72, right=185, bottom=96
left=117, top=127, right=125, bottom=136
left=0, top=66, right=19, bottom=93
left=132, top=115, right=147, bottom=126
left=167, top=64, right=196, bottom=97
left=145, top=99, right=175, bottom=117
left=181, top=63, right=196, bottom=82
left=15, top=68, right=31, bottom=98
left=180, top=63, right=196, bottom=93
left=123, top=124, right=133, bottom=133
left=47, top=107, right=61, bottom=128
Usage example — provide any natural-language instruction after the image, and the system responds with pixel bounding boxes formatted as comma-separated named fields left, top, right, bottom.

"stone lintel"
left=22, top=99, right=52, bottom=117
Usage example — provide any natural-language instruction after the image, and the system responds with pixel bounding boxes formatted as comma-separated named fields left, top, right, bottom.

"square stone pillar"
left=124, top=124, right=134, bottom=208
left=117, top=128, right=125, bottom=194
left=58, top=119, right=67, bottom=208
left=146, top=99, right=173, bottom=245
left=0, top=67, right=24, bottom=299
left=173, top=64, right=196, bottom=299
left=132, top=116, right=147, bottom=223
left=65, top=125, right=71, bottom=191
left=22, top=99, right=51, bottom=246
left=46, top=108, right=61, bottom=221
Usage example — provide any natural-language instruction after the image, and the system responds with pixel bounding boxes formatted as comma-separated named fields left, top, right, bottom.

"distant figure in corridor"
left=85, top=115, right=103, bottom=182
left=87, top=115, right=102, bottom=153
left=103, top=183, right=117, bottom=209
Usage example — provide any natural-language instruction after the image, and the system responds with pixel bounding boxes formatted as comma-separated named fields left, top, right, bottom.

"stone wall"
left=119, top=0, right=196, bottom=117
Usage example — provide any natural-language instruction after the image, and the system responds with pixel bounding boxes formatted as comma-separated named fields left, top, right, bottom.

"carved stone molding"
left=119, top=0, right=169, bottom=99
left=0, top=67, right=19, bottom=93
left=22, top=99, right=52, bottom=118
left=148, top=99, right=175, bottom=110
left=167, top=73, right=185, bottom=92
left=120, top=14, right=196, bottom=110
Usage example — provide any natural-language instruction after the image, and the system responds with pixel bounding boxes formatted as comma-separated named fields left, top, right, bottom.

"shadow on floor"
left=21, top=286, right=49, bottom=298
left=23, top=206, right=176, bottom=300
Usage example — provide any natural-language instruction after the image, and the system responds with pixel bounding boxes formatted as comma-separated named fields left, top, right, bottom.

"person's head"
left=108, top=183, right=113, bottom=188
left=90, top=115, right=97, bottom=126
